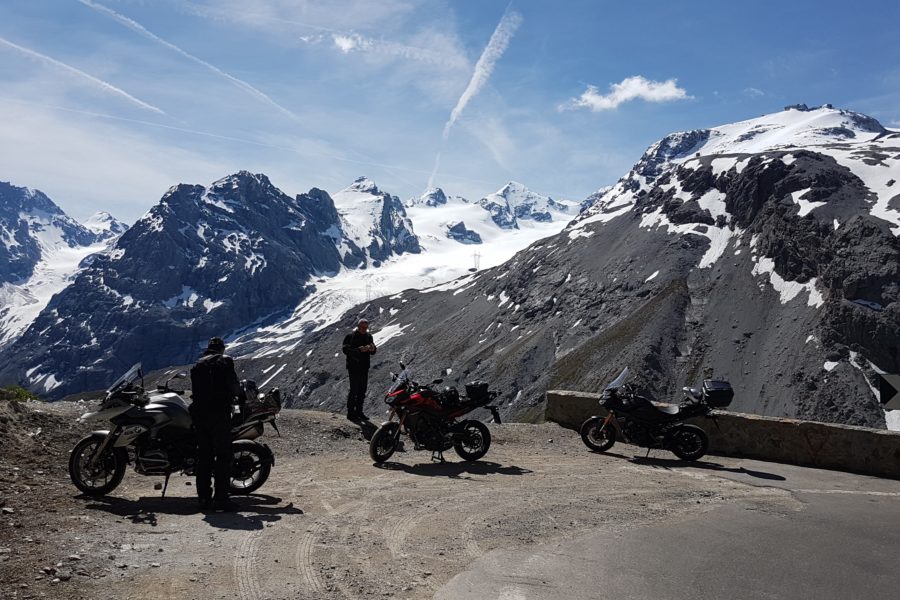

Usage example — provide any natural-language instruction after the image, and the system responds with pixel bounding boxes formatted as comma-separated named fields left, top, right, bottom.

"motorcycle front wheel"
left=668, top=424, right=709, bottom=461
left=580, top=416, right=616, bottom=452
left=369, top=422, right=401, bottom=463
left=229, top=441, right=272, bottom=495
left=453, top=420, right=491, bottom=462
left=68, top=434, right=127, bottom=496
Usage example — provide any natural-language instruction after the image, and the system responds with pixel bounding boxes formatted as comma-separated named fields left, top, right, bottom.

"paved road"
left=435, top=459, right=900, bottom=600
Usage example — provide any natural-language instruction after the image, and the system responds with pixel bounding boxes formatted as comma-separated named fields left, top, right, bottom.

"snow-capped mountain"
left=225, top=182, right=575, bottom=359
left=330, top=176, right=420, bottom=268
left=83, top=211, right=129, bottom=242
left=245, top=106, right=899, bottom=430
left=478, top=181, right=575, bottom=228
left=1, top=171, right=572, bottom=398
left=0, top=171, right=352, bottom=396
left=0, top=182, right=121, bottom=349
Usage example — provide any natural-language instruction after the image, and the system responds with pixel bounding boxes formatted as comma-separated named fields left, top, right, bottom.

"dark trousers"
left=194, top=414, right=232, bottom=501
left=347, top=368, right=369, bottom=417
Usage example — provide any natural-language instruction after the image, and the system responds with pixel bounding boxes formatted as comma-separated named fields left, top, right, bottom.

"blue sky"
left=1, top=0, right=898, bottom=222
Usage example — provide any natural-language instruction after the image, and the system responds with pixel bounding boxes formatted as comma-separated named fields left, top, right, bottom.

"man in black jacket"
left=190, top=337, right=241, bottom=512
left=342, top=319, right=376, bottom=421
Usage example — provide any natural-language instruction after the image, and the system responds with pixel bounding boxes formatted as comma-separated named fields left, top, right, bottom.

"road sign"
left=879, top=374, right=900, bottom=410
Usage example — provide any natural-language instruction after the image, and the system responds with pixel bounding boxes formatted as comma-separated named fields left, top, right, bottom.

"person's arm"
left=224, top=356, right=241, bottom=399
left=342, top=334, right=358, bottom=356
left=368, top=335, right=376, bottom=355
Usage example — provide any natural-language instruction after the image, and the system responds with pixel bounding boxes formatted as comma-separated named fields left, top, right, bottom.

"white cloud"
left=744, top=87, right=766, bottom=97
left=0, top=35, right=164, bottom=115
left=332, top=34, right=358, bottom=53
left=563, top=75, right=691, bottom=112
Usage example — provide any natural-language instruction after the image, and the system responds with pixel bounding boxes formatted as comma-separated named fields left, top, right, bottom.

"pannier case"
left=702, top=380, right=734, bottom=408
left=465, top=381, right=490, bottom=404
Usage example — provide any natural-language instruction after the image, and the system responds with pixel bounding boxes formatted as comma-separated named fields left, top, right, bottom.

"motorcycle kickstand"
left=160, top=472, right=171, bottom=498
left=644, top=447, right=652, bottom=458
left=431, top=451, right=445, bottom=463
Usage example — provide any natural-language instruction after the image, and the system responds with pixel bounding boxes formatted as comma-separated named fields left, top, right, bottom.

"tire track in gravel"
left=234, top=529, right=264, bottom=600
left=294, top=500, right=366, bottom=595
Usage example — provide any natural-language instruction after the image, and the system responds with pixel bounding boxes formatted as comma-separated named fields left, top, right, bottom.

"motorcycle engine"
left=405, top=413, right=452, bottom=451
left=621, top=419, right=655, bottom=447
left=135, top=443, right=170, bottom=475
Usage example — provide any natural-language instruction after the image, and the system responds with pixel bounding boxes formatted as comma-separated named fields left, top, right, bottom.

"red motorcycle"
left=368, top=362, right=502, bottom=464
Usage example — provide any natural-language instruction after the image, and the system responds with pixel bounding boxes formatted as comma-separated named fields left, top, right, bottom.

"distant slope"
left=240, top=106, right=899, bottom=429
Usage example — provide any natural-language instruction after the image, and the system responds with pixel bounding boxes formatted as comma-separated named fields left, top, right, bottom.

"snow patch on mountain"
left=228, top=183, right=572, bottom=358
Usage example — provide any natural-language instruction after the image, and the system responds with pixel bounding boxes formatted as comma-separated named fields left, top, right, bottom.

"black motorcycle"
left=579, top=367, right=733, bottom=461
left=68, top=363, right=281, bottom=497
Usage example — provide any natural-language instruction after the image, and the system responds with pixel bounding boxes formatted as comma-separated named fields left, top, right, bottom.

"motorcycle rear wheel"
left=229, top=441, right=272, bottom=495
left=580, top=416, right=616, bottom=452
left=370, top=422, right=401, bottom=463
left=668, top=424, right=708, bottom=461
left=453, top=421, right=491, bottom=462
left=68, top=434, right=127, bottom=496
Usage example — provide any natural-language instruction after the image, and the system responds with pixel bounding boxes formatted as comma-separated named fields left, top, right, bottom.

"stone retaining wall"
left=546, top=390, right=900, bottom=479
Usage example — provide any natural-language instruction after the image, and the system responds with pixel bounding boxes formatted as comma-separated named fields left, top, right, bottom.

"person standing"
left=190, top=337, right=241, bottom=512
left=342, top=319, right=376, bottom=421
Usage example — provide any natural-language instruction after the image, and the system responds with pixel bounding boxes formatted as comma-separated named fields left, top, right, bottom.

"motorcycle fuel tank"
left=144, top=393, right=192, bottom=430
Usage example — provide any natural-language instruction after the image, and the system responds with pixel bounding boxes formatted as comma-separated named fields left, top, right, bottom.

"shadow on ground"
left=373, top=460, right=533, bottom=479
left=82, top=493, right=305, bottom=529
left=630, top=456, right=787, bottom=481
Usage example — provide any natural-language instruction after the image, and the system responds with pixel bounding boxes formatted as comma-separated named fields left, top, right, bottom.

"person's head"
left=207, top=337, right=226, bottom=354
left=356, top=318, right=369, bottom=333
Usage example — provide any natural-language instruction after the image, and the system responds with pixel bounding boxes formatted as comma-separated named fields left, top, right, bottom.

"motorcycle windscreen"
left=388, top=369, right=413, bottom=393
left=107, top=362, right=143, bottom=394
left=605, top=367, right=629, bottom=391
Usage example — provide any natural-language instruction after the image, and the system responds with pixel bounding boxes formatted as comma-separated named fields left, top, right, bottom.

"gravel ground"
left=0, top=400, right=798, bottom=600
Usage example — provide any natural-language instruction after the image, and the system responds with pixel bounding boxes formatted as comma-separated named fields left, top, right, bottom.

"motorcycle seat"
left=682, top=386, right=702, bottom=400
left=654, top=403, right=680, bottom=415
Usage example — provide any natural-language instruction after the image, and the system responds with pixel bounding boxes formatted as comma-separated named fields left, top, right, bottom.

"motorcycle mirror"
left=442, top=367, right=453, bottom=376
left=399, top=361, right=406, bottom=370
left=432, top=378, right=443, bottom=385
left=390, top=372, right=397, bottom=381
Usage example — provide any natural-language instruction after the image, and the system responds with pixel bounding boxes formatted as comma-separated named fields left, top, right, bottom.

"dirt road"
left=2, top=404, right=800, bottom=600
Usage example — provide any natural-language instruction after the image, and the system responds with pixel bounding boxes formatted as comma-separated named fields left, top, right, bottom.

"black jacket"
left=342, top=330, right=376, bottom=370
left=190, top=350, right=241, bottom=416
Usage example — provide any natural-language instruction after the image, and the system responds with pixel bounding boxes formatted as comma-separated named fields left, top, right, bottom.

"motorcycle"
left=579, top=367, right=733, bottom=461
left=369, top=362, right=502, bottom=464
left=68, top=363, right=281, bottom=497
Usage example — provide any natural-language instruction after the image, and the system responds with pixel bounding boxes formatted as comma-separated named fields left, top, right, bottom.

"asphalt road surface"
left=436, top=459, right=900, bottom=600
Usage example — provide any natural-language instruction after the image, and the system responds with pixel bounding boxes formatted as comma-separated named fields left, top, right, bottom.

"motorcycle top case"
left=702, top=380, right=734, bottom=408
left=465, top=381, right=490, bottom=404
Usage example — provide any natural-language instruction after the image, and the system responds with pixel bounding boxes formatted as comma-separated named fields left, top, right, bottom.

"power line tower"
left=365, top=281, right=373, bottom=301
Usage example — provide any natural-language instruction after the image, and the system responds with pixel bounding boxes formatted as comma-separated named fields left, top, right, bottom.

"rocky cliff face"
left=243, top=107, right=899, bottom=429
left=0, top=182, right=98, bottom=284
left=0, top=182, right=124, bottom=350
left=0, top=172, right=358, bottom=397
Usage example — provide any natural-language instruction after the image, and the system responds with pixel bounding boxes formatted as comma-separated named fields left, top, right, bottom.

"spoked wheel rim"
left=372, top=424, right=399, bottom=457
left=674, top=430, right=703, bottom=454
left=587, top=423, right=613, bottom=446
left=459, top=426, right=486, bottom=454
left=73, top=440, right=118, bottom=490
left=231, top=450, right=264, bottom=490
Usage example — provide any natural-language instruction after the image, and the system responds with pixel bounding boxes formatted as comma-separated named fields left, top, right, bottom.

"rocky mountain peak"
left=348, top=176, right=379, bottom=195
left=83, top=211, right=128, bottom=241
left=416, top=187, right=449, bottom=207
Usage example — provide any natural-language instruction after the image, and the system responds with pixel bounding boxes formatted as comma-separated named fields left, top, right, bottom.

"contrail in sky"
left=428, top=6, right=522, bottom=188
left=78, top=0, right=303, bottom=124
left=0, top=35, right=165, bottom=115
